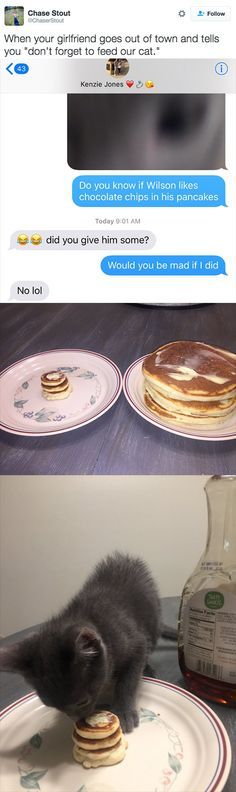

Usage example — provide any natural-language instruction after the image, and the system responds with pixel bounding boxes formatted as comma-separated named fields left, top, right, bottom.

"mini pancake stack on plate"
left=41, top=370, right=72, bottom=400
left=72, top=711, right=128, bottom=768
left=142, top=341, right=236, bottom=427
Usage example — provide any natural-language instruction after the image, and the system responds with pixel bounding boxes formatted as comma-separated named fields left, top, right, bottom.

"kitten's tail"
left=160, top=623, right=178, bottom=641
left=144, top=625, right=177, bottom=678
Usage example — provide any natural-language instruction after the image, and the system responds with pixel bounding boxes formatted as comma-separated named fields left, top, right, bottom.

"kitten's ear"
left=0, top=636, right=37, bottom=676
left=75, top=628, right=102, bottom=658
left=0, top=645, right=19, bottom=672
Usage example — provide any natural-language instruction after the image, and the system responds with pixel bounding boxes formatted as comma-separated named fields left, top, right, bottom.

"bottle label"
left=183, top=589, right=236, bottom=684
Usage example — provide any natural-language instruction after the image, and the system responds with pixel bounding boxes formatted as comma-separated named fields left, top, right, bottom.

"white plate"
left=123, top=357, right=236, bottom=442
left=0, top=350, right=122, bottom=436
left=139, top=304, right=197, bottom=307
left=0, top=679, right=231, bottom=792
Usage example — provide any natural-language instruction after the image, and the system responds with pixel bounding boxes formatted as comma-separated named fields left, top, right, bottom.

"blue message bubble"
left=101, top=256, right=227, bottom=276
left=72, top=175, right=226, bottom=208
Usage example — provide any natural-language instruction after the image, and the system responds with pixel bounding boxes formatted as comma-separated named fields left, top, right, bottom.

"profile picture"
left=4, top=6, right=24, bottom=26
left=106, top=58, right=129, bottom=77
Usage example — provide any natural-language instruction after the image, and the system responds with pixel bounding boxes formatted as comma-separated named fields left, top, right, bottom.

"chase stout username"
left=28, top=9, right=71, bottom=19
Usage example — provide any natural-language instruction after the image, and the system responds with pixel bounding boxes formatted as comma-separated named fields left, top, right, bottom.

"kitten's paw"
left=117, top=708, right=139, bottom=733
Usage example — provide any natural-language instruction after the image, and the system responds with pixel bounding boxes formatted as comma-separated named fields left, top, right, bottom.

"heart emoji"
left=126, top=80, right=134, bottom=88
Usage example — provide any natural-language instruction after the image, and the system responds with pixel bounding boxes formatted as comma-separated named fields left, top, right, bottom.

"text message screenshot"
left=0, top=0, right=236, bottom=303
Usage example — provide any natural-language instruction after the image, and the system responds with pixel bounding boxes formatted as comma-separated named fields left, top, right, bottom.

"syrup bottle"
left=178, top=476, right=236, bottom=706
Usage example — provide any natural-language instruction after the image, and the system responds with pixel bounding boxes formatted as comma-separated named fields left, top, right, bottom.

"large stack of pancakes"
left=142, top=341, right=236, bottom=427
left=41, top=370, right=72, bottom=400
left=73, top=711, right=128, bottom=768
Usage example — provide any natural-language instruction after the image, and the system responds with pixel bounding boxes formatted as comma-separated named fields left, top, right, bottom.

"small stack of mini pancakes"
left=142, top=341, right=236, bottom=427
left=72, top=711, right=128, bottom=768
left=41, top=370, right=72, bottom=400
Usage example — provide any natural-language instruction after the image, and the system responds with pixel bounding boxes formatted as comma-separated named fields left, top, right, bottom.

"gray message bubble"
left=11, top=230, right=156, bottom=250
left=9, top=281, right=49, bottom=301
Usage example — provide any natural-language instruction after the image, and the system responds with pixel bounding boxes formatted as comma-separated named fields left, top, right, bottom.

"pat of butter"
left=46, top=372, right=62, bottom=380
left=169, top=367, right=228, bottom=384
left=86, top=711, right=111, bottom=727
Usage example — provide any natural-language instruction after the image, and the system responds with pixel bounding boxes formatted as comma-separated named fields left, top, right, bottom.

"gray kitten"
left=0, top=553, right=162, bottom=732
left=68, top=94, right=225, bottom=170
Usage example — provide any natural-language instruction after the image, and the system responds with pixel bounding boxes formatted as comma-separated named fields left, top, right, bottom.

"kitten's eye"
left=157, top=99, right=207, bottom=138
left=77, top=696, right=90, bottom=707
left=158, top=107, right=187, bottom=137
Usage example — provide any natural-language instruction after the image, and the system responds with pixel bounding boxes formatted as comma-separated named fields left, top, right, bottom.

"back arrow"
left=6, top=63, right=14, bottom=75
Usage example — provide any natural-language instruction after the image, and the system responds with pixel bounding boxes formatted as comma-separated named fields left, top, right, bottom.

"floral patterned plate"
left=123, top=357, right=236, bottom=442
left=0, top=350, right=122, bottom=436
left=0, top=679, right=231, bottom=792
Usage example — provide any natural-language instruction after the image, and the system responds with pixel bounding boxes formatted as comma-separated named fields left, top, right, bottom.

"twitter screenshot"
left=0, top=7, right=236, bottom=774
